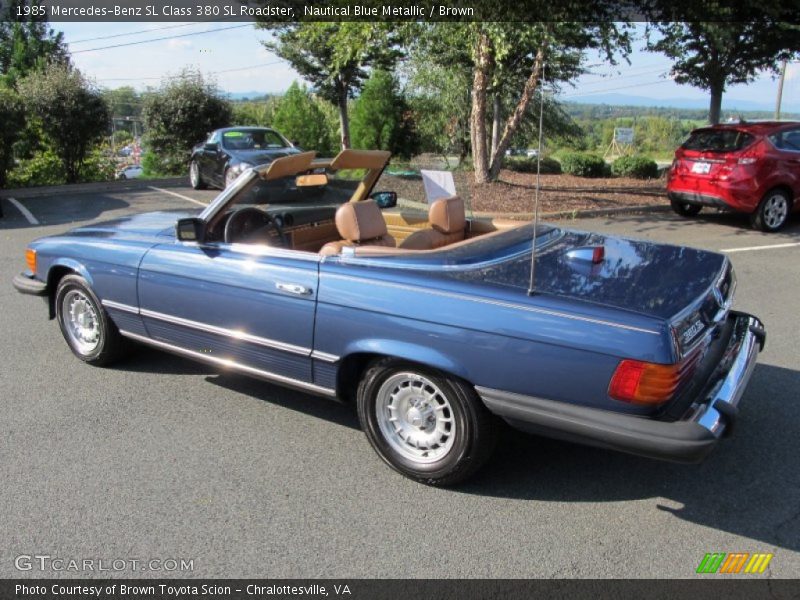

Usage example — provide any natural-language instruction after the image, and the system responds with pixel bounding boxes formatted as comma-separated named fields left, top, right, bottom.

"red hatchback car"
left=667, top=121, right=800, bottom=231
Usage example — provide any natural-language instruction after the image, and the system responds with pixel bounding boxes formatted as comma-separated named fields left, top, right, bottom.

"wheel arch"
left=45, top=260, right=93, bottom=319
left=334, top=341, right=471, bottom=403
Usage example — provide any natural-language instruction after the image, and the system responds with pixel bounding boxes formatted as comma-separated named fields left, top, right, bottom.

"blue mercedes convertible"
left=13, top=150, right=765, bottom=485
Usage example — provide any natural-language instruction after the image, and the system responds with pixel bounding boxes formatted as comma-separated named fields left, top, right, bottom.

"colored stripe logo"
left=697, top=553, right=773, bottom=574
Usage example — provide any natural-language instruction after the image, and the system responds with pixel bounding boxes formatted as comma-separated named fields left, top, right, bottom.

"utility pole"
left=775, top=59, right=788, bottom=120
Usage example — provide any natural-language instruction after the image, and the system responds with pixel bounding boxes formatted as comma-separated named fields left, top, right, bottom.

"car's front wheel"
left=357, top=359, right=496, bottom=486
left=670, top=199, right=702, bottom=217
left=55, top=274, right=129, bottom=366
left=751, top=189, right=791, bottom=232
left=189, top=160, right=207, bottom=190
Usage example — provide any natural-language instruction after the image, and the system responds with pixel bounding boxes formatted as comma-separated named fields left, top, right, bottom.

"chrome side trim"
left=101, top=299, right=139, bottom=314
left=139, top=308, right=310, bottom=357
left=321, top=273, right=660, bottom=335
left=311, top=350, right=340, bottom=363
left=118, top=330, right=337, bottom=398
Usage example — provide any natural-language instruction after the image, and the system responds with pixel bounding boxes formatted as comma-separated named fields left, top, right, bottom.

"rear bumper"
left=477, top=312, right=765, bottom=463
left=12, top=272, right=47, bottom=296
left=668, top=191, right=732, bottom=210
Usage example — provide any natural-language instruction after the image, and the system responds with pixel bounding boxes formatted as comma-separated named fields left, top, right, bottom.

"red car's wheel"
left=751, top=189, right=791, bottom=232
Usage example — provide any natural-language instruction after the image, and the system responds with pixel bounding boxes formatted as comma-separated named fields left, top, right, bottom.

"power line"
left=69, top=22, right=225, bottom=44
left=72, top=24, right=254, bottom=54
left=95, top=59, right=286, bottom=83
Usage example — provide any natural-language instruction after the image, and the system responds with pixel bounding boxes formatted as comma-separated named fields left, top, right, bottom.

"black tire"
left=55, top=274, right=129, bottom=366
left=750, top=189, right=792, bottom=232
left=670, top=199, right=702, bottom=217
left=357, top=358, right=497, bottom=486
left=189, top=159, right=207, bottom=190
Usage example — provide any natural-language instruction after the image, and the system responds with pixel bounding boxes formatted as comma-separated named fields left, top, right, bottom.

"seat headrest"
left=335, top=200, right=388, bottom=242
left=429, top=196, right=466, bottom=234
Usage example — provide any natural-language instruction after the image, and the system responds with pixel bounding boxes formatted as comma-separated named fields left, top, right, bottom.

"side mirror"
left=370, top=191, right=397, bottom=209
left=204, top=142, right=218, bottom=152
left=176, top=217, right=206, bottom=243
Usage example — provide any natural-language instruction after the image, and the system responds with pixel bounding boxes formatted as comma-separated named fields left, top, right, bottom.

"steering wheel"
left=223, top=207, right=287, bottom=246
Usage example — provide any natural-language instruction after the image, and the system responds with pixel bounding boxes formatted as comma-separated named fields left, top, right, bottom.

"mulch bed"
left=383, top=169, right=668, bottom=216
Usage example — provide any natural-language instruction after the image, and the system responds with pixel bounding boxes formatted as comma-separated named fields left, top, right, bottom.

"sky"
left=57, top=21, right=799, bottom=113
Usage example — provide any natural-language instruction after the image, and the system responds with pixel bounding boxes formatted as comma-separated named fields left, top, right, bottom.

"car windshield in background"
left=682, top=129, right=754, bottom=153
left=222, top=129, right=287, bottom=150
left=233, top=168, right=363, bottom=208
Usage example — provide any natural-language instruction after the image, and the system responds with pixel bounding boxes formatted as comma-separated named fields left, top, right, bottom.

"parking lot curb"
left=0, top=177, right=185, bottom=200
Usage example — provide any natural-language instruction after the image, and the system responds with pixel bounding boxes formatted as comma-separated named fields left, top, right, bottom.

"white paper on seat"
left=420, top=170, right=457, bottom=204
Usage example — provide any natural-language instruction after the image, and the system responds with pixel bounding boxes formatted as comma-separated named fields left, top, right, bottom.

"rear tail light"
left=25, top=248, right=37, bottom=273
left=609, top=349, right=703, bottom=406
left=608, top=360, right=681, bottom=405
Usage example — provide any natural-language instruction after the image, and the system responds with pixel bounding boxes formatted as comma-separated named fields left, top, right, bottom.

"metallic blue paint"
left=18, top=211, right=751, bottom=424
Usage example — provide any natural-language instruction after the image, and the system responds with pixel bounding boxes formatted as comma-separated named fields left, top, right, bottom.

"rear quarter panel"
left=316, top=260, right=673, bottom=414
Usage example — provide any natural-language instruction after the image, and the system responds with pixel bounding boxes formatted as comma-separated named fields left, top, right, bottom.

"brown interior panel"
left=288, top=221, right=340, bottom=253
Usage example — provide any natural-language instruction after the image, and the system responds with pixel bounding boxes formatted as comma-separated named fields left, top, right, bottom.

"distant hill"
left=559, top=93, right=795, bottom=114
left=225, top=91, right=272, bottom=101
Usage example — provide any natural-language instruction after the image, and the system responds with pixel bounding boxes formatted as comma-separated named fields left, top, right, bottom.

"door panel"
left=137, top=242, right=319, bottom=383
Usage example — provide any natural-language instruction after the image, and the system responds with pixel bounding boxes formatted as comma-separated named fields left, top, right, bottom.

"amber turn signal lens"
left=25, top=248, right=37, bottom=273
left=608, top=359, right=681, bottom=406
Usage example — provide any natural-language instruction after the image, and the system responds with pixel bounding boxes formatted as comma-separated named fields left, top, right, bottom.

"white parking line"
left=722, top=242, right=800, bottom=253
left=6, top=197, right=39, bottom=225
left=147, top=186, right=208, bottom=207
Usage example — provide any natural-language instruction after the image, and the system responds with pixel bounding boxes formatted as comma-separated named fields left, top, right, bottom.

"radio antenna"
left=527, top=61, right=546, bottom=296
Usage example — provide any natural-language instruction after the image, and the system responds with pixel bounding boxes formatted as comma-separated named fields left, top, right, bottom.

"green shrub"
left=7, top=150, right=67, bottom=187
left=559, top=152, right=608, bottom=178
left=79, top=147, right=117, bottom=182
left=505, top=156, right=562, bottom=175
left=141, top=151, right=168, bottom=178
left=612, top=155, right=659, bottom=179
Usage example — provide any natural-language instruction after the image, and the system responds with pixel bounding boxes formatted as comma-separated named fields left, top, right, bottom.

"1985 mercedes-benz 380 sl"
left=13, top=150, right=765, bottom=485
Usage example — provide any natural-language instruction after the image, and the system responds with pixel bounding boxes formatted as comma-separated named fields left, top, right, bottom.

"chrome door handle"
left=276, top=282, right=312, bottom=296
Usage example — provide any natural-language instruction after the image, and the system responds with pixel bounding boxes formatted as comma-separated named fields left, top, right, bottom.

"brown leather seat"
left=400, top=196, right=466, bottom=250
left=319, top=200, right=396, bottom=256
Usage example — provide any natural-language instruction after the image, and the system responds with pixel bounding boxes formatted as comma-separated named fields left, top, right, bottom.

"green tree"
left=256, top=22, right=403, bottom=149
left=142, top=69, right=232, bottom=175
left=411, top=20, right=630, bottom=182
left=350, top=70, right=397, bottom=151
left=0, top=2, right=69, bottom=86
left=648, top=15, right=799, bottom=124
left=103, top=86, right=140, bottom=118
left=0, top=85, right=25, bottom=187
left=272, top=81, right=336, bottom=155
left=18, top=64, right=109, bottom=183
left=232, top=97, right=279, bottom=127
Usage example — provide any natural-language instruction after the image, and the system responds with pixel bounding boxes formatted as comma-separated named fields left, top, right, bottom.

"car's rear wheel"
left=357, top=358, right=496, bottom=486
left=189, top=160, right=206, bottom=190
left=55, top=275, right=129, bottom=366
left=670, top=199, right=702, bottom=217
left=751, top=189, right=791, bottom=232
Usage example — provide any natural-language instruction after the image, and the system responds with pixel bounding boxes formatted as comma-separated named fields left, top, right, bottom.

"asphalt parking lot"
left=1, top=181, right=799, bottom=579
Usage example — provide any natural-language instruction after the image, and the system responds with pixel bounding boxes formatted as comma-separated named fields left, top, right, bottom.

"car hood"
left=226, top=147, right=300, bottom=165
left=445, top=228, right=727, bottom=321
left=66, top=209, right=200, bottom=242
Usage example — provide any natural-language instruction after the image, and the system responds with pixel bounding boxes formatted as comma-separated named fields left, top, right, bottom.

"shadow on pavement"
left=461, top=363, right=800, bottom=552
left=0, top=194, right=130, bottom=229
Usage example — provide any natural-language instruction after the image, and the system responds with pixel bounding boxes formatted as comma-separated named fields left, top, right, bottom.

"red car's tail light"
left=608, top=359, right=681, bottom=406
left=25, top=248, right=37, bottom=273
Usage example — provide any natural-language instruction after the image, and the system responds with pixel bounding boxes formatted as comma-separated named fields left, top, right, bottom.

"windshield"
left=221, top=129, right=287, bottom=150
left=682, top=128, right=754, bottom=153
left=229, top=167, right=363, bottom=209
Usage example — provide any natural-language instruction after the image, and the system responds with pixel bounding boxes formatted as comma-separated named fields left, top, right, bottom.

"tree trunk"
left=337, top=81, right=351, bottom=150
left=488, top=45, right=547, bottom=181
left=708, top=80, right=724, bottom=125
left=470, top=31, right=493, bottom=184
left=490, top=93, right=501, bottom=157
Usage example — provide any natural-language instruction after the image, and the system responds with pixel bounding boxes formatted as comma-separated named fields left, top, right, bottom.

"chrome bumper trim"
left=691, top=313, right=764, bottom=437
